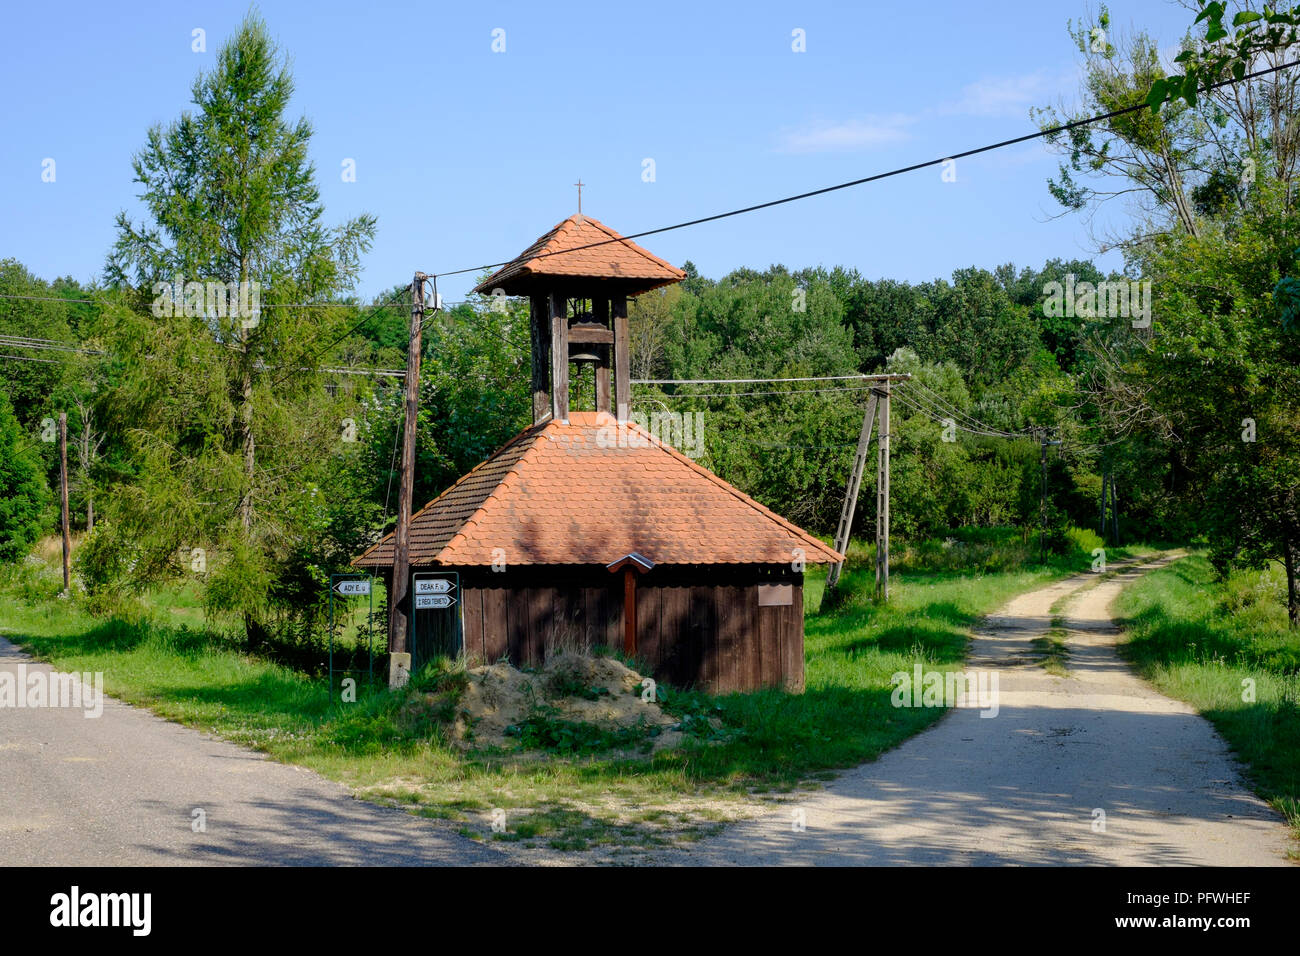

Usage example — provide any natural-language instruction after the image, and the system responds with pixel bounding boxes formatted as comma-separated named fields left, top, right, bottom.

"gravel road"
left=653, top=555, right=1293, bottom=866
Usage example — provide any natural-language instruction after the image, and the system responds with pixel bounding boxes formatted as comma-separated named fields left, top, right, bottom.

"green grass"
left=0, top=531, right=1149, bottom=854
left=1032, top=618, right=1071, bottom=676
left=1113, top=554, right=1300, bottom=845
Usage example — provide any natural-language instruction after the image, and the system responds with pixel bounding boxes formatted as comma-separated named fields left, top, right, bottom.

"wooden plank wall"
left=454, top=569, right=804, bottom=692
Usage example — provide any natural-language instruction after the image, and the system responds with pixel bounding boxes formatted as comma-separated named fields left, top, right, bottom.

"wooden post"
left=613, top=295, right=630, bottom=422
left=58, top=411, right=70, bottom=594
left=875, top=384, right=890, bottom=600
left=1099, top=463, right=1109, bottom=542
left=388, top=273, right=425, bottom=673
left=1109, top=472, right=1120, bottom=545
left=623, top=565, right=637, bottom=656
left=593, top=296, right=611, bottom=414
left=1039, top=432, right=1048, bottom=565
left=529, top=293, right=551, bottom=423
left=826, top=392, right=879, bottom=590
left=550, top=292, right=569, bottom=422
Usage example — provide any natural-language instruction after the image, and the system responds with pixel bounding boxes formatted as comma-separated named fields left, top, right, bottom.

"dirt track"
left=654, top=555, right=1293, bottom=866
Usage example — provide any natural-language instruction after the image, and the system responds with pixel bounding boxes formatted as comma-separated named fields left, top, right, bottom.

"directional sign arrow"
left=334, top=580, right=371, bottom=596
left=414, top=578, right=455, bottom=594
left=415, top=594, right=457, bottom=609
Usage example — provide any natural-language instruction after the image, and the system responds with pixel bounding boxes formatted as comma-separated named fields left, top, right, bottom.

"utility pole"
left=1099, top=460, right=1109, bottom=543
left=1108, top=471, right=1120, bottom=545
left=58, top=411, right=70, bottom=594
left=875, top=381, right=891, bottom=600
left=1038, top=430, right=1061, bottom=564
left=824, top=374, right=909, bottom=599
left=388, top=272, right=427, bottom=687
left=826, top=392, right=878, bottom=591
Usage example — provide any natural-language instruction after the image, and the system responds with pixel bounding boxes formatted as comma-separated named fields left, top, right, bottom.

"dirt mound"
left=417, top=652, right=687, bottom=754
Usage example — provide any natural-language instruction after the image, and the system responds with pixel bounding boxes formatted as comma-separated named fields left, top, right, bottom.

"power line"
left=647, top=384, right=880, bottom=399
left=0, top=332, right=408, bottom=378
left=892, top=387, right=1036, bottom=440
left=425, top=57, right=1300, bottom=282
left=896, top=378, right=1040, bottom=439
left=637, top=374, right=880, bottom=385
left=0, top=292, right=412, bottom=310
left=896, top=379, right=1032, bottom=439
left=268, top=287, right=410, bottom=388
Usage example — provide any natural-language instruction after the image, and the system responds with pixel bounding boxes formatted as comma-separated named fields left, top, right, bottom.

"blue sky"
left=1, top=0, right=1198, bottom=304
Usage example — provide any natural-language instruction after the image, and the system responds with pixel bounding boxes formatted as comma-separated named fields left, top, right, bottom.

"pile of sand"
left=417, top=652, right=686, bottom=753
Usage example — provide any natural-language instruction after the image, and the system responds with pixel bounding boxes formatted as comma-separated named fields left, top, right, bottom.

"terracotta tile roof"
left=354, top=411, right=842, bottom=569
left=472, top=215, right=686, bottom=297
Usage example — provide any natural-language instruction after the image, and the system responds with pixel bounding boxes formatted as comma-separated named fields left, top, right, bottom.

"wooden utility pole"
left=58, top=411, right=70, bottom=594
left=825, top=374, right=909, bottom=598
left=1038, top=431, right=1062, bottom=563
left=1099, top=462, right=1109, bottom=542
left=827, top=393, right=878, bottom=590
left=388, top=272, right=427, bottom=686
left=875, top=382, right=891, bottom=600
left=1108, top=472, right=1120, bottom=545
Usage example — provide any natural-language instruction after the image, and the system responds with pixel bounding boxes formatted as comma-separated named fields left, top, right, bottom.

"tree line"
left=1, top=2, right=1297, bottom=634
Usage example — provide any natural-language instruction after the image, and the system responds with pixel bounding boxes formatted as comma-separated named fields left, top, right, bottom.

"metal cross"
left=574, top=179, right=584, bottom=214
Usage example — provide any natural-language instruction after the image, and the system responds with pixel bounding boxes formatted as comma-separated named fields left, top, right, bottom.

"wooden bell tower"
left=527, top=288, right=628, bottom=424
left=473, top=213, right=685, bottom=425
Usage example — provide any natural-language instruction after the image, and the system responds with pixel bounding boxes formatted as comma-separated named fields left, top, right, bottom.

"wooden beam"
left=826, top=393, right=878, bottom=590
left=876, top=384, right=891, bottom=600
left=567, top=323, right=615, bottom=344
left=389, top=273, right=425, bottom=666
left=549, top=292, right=569, bottom=422
left=623, top=565, right=637, bottom=656
left=529, top=293, right=550, bottom=424
left=613, top=295, right=630, bottom=422
left=58, top=411, right=70, bottom=594
left=592, top=297, right=611, bottom=414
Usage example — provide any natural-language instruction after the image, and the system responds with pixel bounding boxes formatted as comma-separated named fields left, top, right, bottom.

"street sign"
left=414, top=578, right=455, bottom=594
left=415, top=594, right=456, bottom=609
left=334, top=579, right=371, bottom=596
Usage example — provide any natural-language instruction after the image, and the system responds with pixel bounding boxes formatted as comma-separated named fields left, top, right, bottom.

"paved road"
left=0, top=636, right=502, bottom=866
left=656, top=556, right=1294, bottom=866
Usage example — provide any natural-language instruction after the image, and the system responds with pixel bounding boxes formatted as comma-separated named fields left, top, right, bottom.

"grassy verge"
left=0, top=529, right=1143, bottom=857
left=1113, top=554, right=1300, bottom=845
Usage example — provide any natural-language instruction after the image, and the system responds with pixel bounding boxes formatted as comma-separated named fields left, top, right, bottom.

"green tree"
left=1062, top=0, right=1300, bottom=623
left=0, top=259, right=83, bottom=427
left=98, top=13, right=377, bottom=628
left=1132, top=188, right=1300, bottom=623
left=0, top=392, right=52, bottom=562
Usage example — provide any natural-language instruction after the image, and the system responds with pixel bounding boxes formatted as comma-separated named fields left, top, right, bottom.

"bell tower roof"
left=473, top=214, right=685, bottom=297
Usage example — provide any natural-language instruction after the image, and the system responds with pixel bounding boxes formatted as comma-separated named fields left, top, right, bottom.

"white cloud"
left=777, top=114, right=915, bottom=154
left=945, top=72, right=1061, bottom=118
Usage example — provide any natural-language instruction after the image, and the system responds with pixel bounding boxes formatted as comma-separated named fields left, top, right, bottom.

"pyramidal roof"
left=354, top=411, right=842, bottom=569
left=472, top=215, right=686, bottom=297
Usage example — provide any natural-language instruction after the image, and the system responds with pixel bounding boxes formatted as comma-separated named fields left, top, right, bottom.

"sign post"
left=329, top=574, right=375, bottom=698
left=410, top=572, right=462, bottom=669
